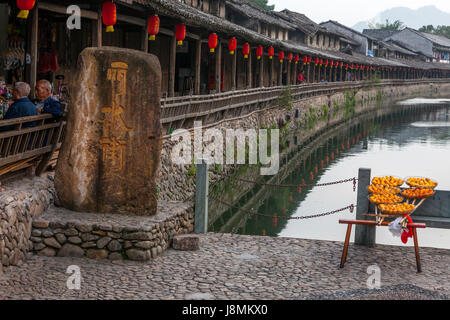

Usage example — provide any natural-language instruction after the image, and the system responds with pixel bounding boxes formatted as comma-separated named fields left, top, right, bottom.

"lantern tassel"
left=17, top=10, right=29, bottom=19
left=149, top=35, right=156, bottom=41
left=230, top=51, right=234, bottom=55
left=210, top=48, right=215, bottom=53
left=106, top=25, right=114, bottom=33
left=177, top=40, right=183, bottom=46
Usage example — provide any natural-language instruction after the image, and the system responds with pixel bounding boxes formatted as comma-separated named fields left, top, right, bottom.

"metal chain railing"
left=210, top=170, right=358, bottom=191
left=209, top=194, right=355, bottom=220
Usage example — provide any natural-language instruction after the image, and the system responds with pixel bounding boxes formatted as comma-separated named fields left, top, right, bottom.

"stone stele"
left=55, top=47, right=162, bottom=216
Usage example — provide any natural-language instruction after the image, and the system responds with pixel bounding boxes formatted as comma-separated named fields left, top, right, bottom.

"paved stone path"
left=0, top=233, right=449, bottom=299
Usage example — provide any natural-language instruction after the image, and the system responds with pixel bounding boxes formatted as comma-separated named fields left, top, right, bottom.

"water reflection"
left=209, top=102, right=450, bottom=249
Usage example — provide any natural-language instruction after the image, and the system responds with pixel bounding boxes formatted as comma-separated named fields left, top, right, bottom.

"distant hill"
left=353, top=5, right=450, bottom=32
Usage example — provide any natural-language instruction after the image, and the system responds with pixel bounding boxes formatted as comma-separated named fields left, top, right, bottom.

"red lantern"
left=308, top=56, right=312, bottom=64
left=340, top=61, right=344, bottom=68
left=288, top=53, right=293, bottom=63
left=314, top=57, right=319, bottom=66
left=330, top=61, right=334, bottom=68
left=148, top=15, right=160, bottom=41
left=302, top=56, right=308, bottom=65
left=268, top=46, right=274, bottom=60
left=175, top=24, right=186, bottom=46
left=279, top=51, right=285, bottom=63
left=319, top=58, right=323, bottom=66
left=16, top=0, right=35, bottom=19
left=256, top=45, right=263, bottom=60
left=243, top=43, right=250, bottom=59
left=209, top=33, right=218, bottom=53
left=102, top=1, right=117, bottom=33
left=324, top=59, right=329, bottom=67
left=350, top=63, right=354, bottom=69
left=345, top=64, right=349, bottom=70
left=295, top=54, right=300, bottom=64
left=229, top=38, right=237, bottom=55
left=355, top=64, right=359, bottom=70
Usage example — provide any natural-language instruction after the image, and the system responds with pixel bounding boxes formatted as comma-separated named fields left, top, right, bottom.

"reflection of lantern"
left=256, top=45, right=263, bottom=60
left=102, top=2, right=117, bottom=32
left=314, top=166, right=318, bottom=174
left=272, top=216, right=278, bottom=228
left=229, top=38, right=237, bottom=55
left=320, top=160, right=324, bottom=169
left=295, top=54, right=300, bottom=64
left=148, top=15, right=160, bottom=40
left=176, top=24, right=186, bottom=45
left=17, top=0, right=35, bottom=19
left=279, top=51, right=285, bottom=63
left=297, top=186, right=302, bottom=194
left=288, top=52, right=293, bottom=63
left=310, top=172, right=314, bottom=180
left=243, top=43, right=250, bottom=59
left=208, top=33, right=218, bottom=53
left=331, top=152, right=335, bottom=159
left=303, top=56, right=308, bottom=65
left=301, top=178, right=306, bottom=186
left=268, top=46, right=274, bottom=59
left=340, top=61, right=344, bottom=68
left=289, top=193, right=294, bottom=203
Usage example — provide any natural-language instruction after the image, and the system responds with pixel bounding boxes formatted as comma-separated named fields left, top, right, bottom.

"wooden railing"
left=0, top=113, right=66, bottom=178
left=160, top=78, right=450, bottom=135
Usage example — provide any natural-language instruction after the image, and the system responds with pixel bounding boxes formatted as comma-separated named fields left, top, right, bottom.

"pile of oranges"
left=402, top=188, right=434, bottom=199
left=368, top=184, right=401, bottom=195
left=369, top=194, right=403, bottom=204
left=406, top=177, right=438, bottom=189
left=379, top=203, right=415, bottom=214
left=372, top=176, right=404, bottom=187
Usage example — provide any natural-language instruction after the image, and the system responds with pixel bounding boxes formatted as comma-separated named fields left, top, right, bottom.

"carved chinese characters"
left=55, top=47, right=162, bottom=216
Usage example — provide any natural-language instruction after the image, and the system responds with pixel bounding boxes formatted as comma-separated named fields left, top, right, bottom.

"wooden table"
left=339, top=219, right=427, bottom=272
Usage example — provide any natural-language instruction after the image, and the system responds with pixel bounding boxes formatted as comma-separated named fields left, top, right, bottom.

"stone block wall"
left=29, top=202, right=194, bottom=261
left=0, top=175, right=55, bottom=274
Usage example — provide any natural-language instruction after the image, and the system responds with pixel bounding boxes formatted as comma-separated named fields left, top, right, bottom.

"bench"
left=339, top=219, right=427, bottom=273
left=0, top=111, right=66, bottom=179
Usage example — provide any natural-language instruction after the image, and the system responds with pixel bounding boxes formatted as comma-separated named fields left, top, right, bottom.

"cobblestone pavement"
left=0, top=233, right=449, bottom=300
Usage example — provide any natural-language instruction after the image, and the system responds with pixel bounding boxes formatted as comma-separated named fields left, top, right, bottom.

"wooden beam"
left=169, top=36, right=177, bottom=97
left=195, top=39, right=202, bottom=95
left=30, top=6, right=38, bottom=99
left=38, top=2, right=97, bottom=20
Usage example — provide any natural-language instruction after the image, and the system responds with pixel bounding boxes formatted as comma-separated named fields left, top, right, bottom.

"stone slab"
left=172, top=234, right=199, bottom=251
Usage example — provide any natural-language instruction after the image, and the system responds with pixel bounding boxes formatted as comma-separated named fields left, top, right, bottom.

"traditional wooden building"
left=1, top=0, right=450, bottom=102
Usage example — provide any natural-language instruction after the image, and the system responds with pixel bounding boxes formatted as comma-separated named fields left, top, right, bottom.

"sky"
left=272, top=0, right=450, bottom=28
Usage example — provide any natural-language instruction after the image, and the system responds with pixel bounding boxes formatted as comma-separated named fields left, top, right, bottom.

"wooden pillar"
left=293, top=63, right=298, bottom=85
left=215, top=41, right=222, bottom=93
left=312, top=65, right=316, bottom=83
left=195, top=40, right=201, bottom=95
left=278, top=60, right=283, bottom=86
left=307, top=63, right=311, bottom=83
left=232, top=48, right=237, bottom=90
left=269, top=57, right=274, bottom=87
left=169, top=35, right=177, bottom=97
left=247, top=50, right=252, bottom=88
left=30, top=6, right=38, bottom=99
left=259, top=54, right=264, bottom=87
left=287, top=62, right=291, bottom=85
left=141, top=19, right=149, bottom=53
left=329, top=67, right=332, bottom=82
left=318, top=65, right=321, bottom=82
left=355, top=168, right=376, bottom=247
left=334, top=67, right=337, bottom=82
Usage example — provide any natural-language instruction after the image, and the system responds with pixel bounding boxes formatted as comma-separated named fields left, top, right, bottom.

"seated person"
left=34, top=79, right=62, bottom=117
left=297, top=71, right=306, bottom=84
left=1, top=82, right=37, bottom=131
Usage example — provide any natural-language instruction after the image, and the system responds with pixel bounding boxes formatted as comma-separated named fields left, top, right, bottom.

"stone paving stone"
left=0, top=233, right=448, bottom=300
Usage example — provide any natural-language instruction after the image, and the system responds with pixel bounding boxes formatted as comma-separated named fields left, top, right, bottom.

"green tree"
left=247, top=0, right=275, bottom=11
left=369, top=19, right=405, bottom=30
left=419, top=25, right=450, bottom=39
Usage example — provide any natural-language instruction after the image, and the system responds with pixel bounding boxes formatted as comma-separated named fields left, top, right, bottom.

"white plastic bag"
left=388, top=218, right=403, bottom=238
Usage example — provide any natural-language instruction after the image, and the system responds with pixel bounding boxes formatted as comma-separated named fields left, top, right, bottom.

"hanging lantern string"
left=209, top=194, right=356, bottom=220
left=210, top=170, right=358, bottom=190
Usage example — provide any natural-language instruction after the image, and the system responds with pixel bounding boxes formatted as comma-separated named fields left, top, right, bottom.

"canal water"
left=210, top=99, right=450, bottom=249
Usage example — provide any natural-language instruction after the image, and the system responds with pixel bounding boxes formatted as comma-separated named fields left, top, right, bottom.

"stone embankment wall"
left=0, top=175, right=55, bottom=274
left=156, top=82, right=450, bottom=203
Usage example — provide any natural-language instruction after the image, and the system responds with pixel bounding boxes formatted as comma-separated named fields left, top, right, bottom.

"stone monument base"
left=30, top=201, right=194, bottom=261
